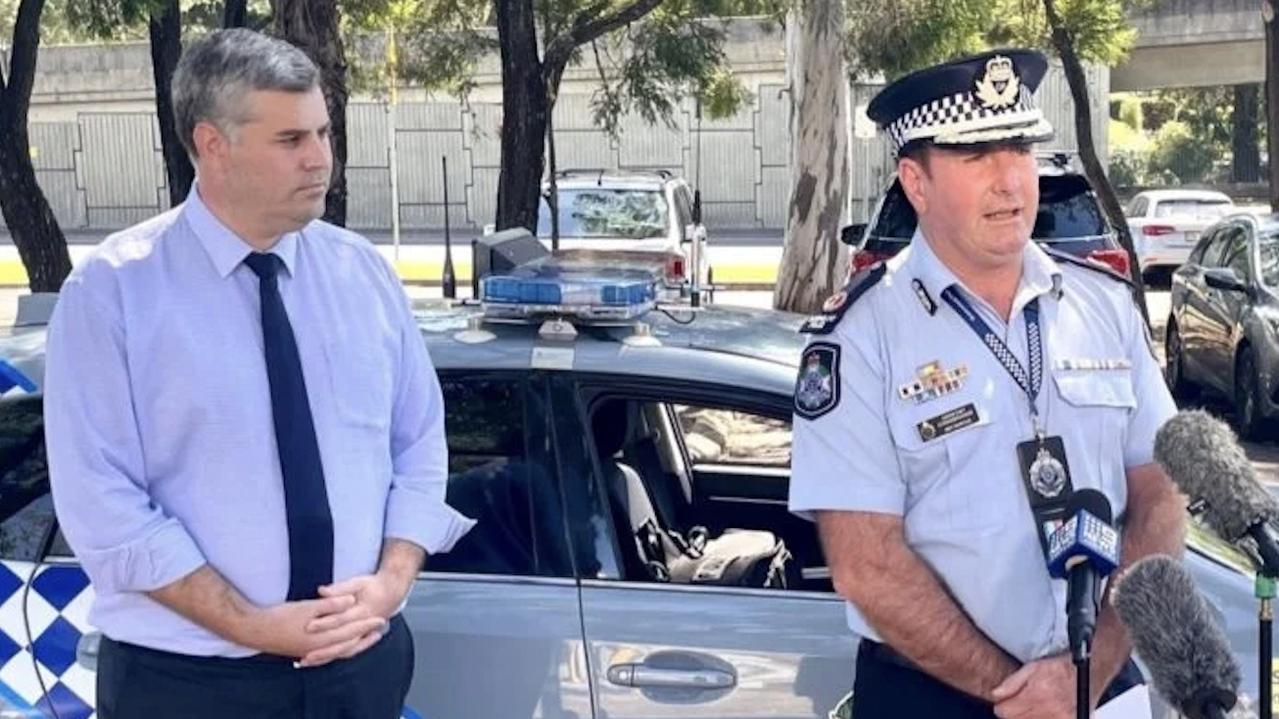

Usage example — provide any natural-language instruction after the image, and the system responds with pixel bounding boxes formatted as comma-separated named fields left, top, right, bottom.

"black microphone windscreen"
left=1066, top=487, right=1113, bottom=525
left=1154, top=410, right=1276, bottom=541
left=1113, top=555, right=1240, bottom=713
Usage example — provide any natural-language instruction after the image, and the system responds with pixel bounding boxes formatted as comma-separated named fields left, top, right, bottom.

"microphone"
left=1154, top=409, right=1279, bottom=576
left=1113, top=555, right=1240, bottom=719
left=1047, top=488, right=1120, bottom=663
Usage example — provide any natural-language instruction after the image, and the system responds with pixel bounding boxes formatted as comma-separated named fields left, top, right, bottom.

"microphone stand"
left=1075, top=656, right=1089, bottom=719
left=1258, top=573, right=1275, bottom=719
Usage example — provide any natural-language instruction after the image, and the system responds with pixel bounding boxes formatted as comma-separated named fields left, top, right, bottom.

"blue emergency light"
left=481, top=258, right=659, bottom=322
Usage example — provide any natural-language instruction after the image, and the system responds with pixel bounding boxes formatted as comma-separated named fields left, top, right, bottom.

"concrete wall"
left=5, top=19, right=1109, bottom=232
left=1114, top=0, right=1264, bottom=90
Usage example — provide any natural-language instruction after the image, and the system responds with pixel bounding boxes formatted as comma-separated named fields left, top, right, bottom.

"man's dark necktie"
left=244, top=252, right=334, bottom=601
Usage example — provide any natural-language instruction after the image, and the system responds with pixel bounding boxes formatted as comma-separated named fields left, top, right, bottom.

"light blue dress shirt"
left=44, top=187, right=474, bottom=657
left=790, top=231, right=1175, bottom=662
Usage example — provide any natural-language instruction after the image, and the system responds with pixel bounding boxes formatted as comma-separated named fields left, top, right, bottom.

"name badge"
left=916, top=403, right=980, bottom=442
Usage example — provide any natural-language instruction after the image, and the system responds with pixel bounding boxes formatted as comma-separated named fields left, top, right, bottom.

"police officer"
left=789, top=49, right=1185, bottom=719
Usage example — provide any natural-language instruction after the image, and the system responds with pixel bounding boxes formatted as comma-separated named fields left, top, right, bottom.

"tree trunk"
left=773, top=0, right=850, bottom=315
left=272, top=0, right=347, bottom=226
left=0, top=0, right=72, bottom=293
left=224, top=0, right=248, bottom=28
left=1232, top=84, right=1261, bottom=184
left=149, top=0, right=193, bottom=207
left=1043, top=0, right=1149, bottom=325
left=494, top=0, right=548, bottom=233
left=1266, top=1, right=1279, bottom=207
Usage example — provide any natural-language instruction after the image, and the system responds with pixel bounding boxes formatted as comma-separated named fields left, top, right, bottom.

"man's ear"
left=191, top=121, right=229, bottom=169
left=898, top=157, right=929, bottom=216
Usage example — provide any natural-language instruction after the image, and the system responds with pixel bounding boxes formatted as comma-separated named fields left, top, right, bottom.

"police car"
left=0, top=237, right=1266, bottom=719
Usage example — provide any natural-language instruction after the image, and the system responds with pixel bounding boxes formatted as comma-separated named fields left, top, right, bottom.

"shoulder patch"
left=800, top=263, right=887, bottom=334
left=794, top=342, right=841, bottom=420
left=1041, top=246, right=1133, bottom=288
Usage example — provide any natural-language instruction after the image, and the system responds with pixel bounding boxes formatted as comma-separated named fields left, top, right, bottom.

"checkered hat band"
left=887, top=86, right=1038, bottom=148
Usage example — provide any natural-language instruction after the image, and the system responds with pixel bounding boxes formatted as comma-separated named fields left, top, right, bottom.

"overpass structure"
left=1114, top=0, right=1264, bottom=91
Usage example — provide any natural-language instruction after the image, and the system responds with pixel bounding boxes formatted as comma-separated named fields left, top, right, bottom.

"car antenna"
left=441, top=156, right=457, bottom=299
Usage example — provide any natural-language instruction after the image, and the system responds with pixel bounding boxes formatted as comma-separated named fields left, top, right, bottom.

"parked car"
left=1128, top=189, right=1234, bottom=281
left=842, top=155, right=1131, bottom=279
left=536, top=169, right=712, bottom=290
left=0, top=258, right=1270, bottom=718
left=1167, top=212, right=1279, bottom=439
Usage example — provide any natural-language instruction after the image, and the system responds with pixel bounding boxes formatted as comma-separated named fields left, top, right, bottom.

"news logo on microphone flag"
left=1047, top=511, right=1119, bottom=579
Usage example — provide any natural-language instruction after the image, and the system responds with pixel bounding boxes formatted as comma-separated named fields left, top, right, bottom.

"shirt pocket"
left=893, top=402, right=1002, bottom=534
left=321, top=336, right=395, bottom=430
left=1053, top=370, right=1137, bottom=410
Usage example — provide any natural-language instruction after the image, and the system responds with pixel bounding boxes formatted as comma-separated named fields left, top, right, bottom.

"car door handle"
left=607, top=663, right=736, bottom=690
left=77, top=631, right=101, bottom=670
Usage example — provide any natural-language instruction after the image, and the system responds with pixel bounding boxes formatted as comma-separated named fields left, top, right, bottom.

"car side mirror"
left=1204, top=268, right=1249, bottom=294
left=840, top=223, right=868, bottom=246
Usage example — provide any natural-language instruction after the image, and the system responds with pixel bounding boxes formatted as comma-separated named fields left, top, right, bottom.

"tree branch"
left=2, top=0, right=44, bottom=127
left=541, top=0, right=663, bottom=86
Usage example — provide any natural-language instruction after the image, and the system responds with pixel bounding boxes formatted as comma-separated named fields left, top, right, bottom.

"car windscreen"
left=1258, top=231, right=1279, bottom=288
left=537, top=189, right=669, bottom=239
left=1154, top=199, right=1232, bottom=220
left=1033, top=176, right=1108, bottom=241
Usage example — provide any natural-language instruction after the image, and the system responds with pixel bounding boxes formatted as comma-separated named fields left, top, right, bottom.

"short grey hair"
left=172, top=29, right=320, bottom=158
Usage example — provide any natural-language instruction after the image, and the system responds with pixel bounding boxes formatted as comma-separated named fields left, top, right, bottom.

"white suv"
left=536, top=169, right=712, bottom=288
left=1127, top=189, right=1234, bottom=280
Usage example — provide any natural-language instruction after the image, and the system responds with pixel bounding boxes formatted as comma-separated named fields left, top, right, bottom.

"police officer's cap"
left=867, top=48, right=1054, bottom=155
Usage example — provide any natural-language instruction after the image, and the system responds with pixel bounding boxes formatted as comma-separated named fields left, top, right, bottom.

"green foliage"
left=845, top=0, right=988, bottom=81
left=364, top=0, right=767, bottom=137
left=846, top=0, right=1152, bottom=80
left=1107, top=147, right=1145, bottom=187
left=1147, top=120, right=1215, bottom=185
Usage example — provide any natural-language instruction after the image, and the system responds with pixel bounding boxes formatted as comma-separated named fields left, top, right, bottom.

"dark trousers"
left=97, top=615, right=413, bottom=719
left=852, top=640, right=1144, bottom=719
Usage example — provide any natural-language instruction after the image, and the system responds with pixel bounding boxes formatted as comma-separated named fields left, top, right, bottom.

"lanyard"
left=940, top=286, right=1044, bottom=434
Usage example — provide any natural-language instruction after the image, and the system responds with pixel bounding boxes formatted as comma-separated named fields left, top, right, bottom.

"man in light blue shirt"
left=44, top=28, right=472, bottom=718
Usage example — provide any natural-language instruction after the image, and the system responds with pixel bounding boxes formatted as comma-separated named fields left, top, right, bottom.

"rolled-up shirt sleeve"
left=45, top=273, right=206, bottom=594
left=382, top=287, right=475, bottom=555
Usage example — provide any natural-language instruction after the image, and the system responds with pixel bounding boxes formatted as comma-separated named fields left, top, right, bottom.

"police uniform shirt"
left=789, top=230, right=1176, bottom=662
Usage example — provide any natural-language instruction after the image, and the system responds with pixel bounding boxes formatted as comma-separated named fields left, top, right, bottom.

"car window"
left=1153, top=200, right=1232, bottom=220
left=585, top=396, right=814, bottom=592
left=1258, top=231, right=1279, bottom=288
left=867, top=181, right=917, bottom=240
left=673, top=405, right=791, bottom=467
left=536, top=189, right=669, bottom=239
left=1219, top=227, right=1251, bottom=280
left=673, top=187, right=693, bottom=231
left=435, top=376, right=572, bottom=578
left=1127, top=197, right=1147, bottom=217
left=1198, top=229, right=1235, bottom=268
left=1034, top=177, right=1107, bottom=240
left=0, top=397, right=66, bottom=562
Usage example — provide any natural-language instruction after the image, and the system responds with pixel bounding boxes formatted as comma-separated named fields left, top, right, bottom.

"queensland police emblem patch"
left=795, top=342, right=840, bottom=420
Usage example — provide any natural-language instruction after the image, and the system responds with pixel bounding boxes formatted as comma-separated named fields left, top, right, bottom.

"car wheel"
left=1234, top=347, right=1273, bottom=441
left=1165, top=321, right=1198, bottom=401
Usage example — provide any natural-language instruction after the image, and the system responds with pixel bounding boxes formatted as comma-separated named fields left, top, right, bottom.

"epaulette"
left=799, top=262, right=887, bottom=334
left=1041, top=246, right=1134, bottom=288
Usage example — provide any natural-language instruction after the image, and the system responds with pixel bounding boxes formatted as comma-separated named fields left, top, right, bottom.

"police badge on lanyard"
left=937, top=285, right=1075, bottom=558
